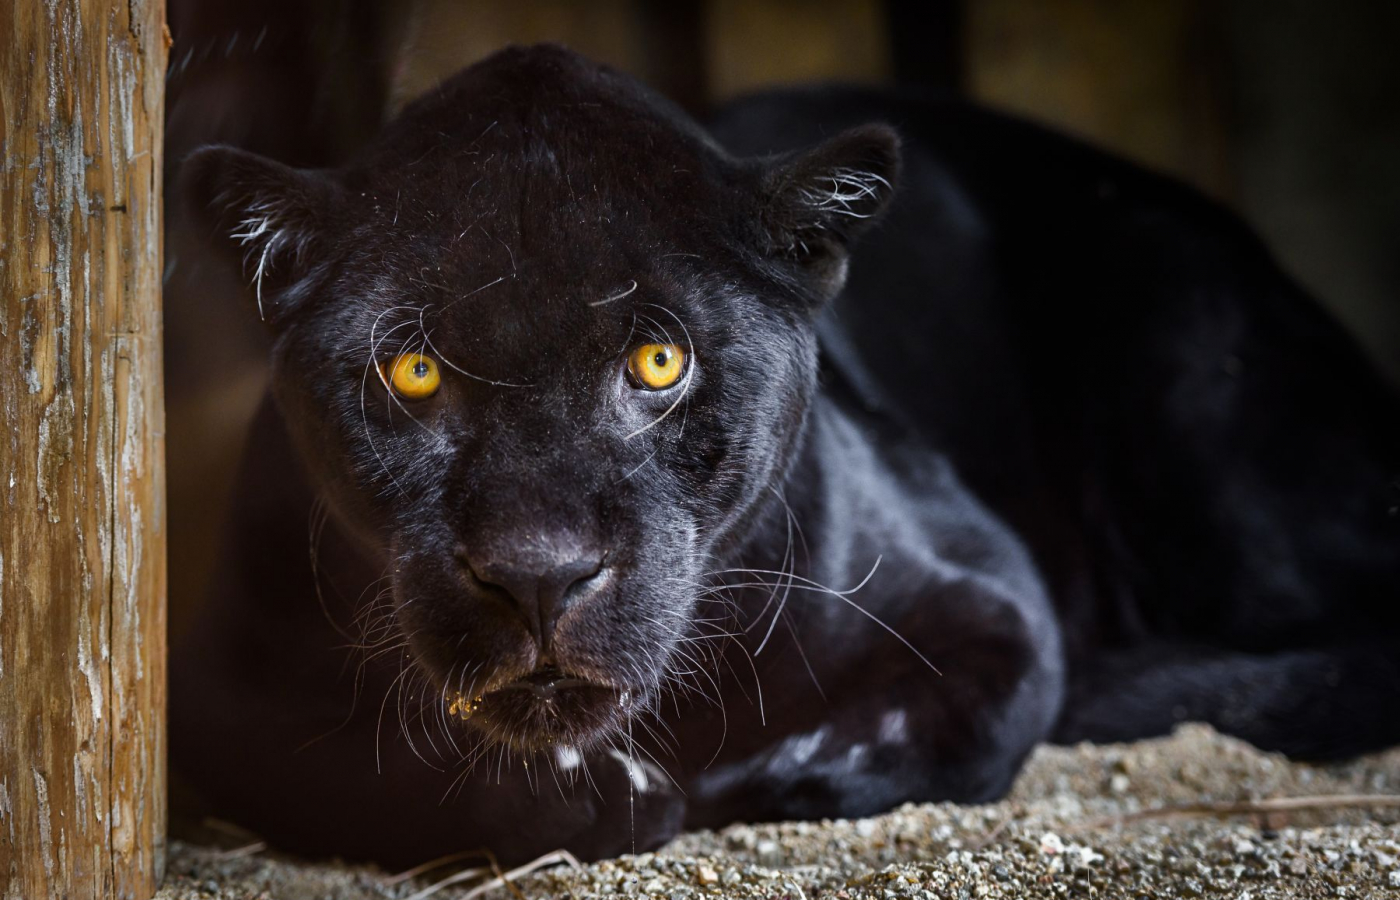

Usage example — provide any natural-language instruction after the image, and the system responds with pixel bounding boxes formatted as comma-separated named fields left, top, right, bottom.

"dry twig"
left=404, top=849, right=583, bottom=900
left=386, top=849, right=492, bottom=886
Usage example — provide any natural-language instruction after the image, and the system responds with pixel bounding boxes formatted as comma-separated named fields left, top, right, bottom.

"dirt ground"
left=155, top=724, right=1400, bottom=899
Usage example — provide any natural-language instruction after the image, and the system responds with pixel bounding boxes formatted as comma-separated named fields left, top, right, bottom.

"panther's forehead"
left=333, top=159, right=730, bottom=380
left=341, top=50, right=744, bottom=263
left=342, top=127, right=739, bottom=274
left=333, top=145, right=734, bottom=364
left=367, top=44, right=727, bottom=176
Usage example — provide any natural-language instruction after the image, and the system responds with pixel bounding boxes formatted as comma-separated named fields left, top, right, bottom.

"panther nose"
left=465, top=550, right=607, bottom=644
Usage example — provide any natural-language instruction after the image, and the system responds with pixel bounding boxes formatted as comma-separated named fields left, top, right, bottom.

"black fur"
left=172, top=45, right=1400, bottom=867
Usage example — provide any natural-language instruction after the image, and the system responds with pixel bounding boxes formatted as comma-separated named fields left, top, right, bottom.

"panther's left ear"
left=180, top=145, right=344, bottom=326
left=757, top=123, right=900, bottom=301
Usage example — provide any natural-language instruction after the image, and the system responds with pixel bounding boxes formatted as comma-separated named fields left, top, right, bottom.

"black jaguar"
left=172, top=45, right=1400, bottom=867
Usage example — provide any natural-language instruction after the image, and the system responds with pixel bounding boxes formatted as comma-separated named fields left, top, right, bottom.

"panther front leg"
left=680, top=577, right=1065, bottom=826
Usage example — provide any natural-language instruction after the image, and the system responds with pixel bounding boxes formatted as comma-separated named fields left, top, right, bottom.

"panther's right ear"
left=756, top=124, right=900, bottom=306
left=180, top=146, right=342, bottom=324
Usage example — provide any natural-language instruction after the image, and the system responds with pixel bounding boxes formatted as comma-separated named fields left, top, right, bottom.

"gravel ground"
left=156, top=724, right=1400, bottom=899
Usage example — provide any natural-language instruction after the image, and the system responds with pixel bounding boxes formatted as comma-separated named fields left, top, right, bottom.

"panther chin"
left=447, top=666, right=637, bottom=752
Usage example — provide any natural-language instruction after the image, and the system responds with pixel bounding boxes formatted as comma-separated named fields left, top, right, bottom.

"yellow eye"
left=628, top=343, right=686, bottom=390
left=380, top=352, right=441, bottom=399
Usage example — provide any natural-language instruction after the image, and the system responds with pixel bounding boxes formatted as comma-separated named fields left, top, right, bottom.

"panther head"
left=187, top=45, right=897, bottom=753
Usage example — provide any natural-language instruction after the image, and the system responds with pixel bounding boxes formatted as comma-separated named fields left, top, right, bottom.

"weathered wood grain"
left=0, top=0, right=167, bottom=897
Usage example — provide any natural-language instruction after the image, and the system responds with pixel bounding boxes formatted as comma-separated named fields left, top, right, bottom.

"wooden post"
left=1, top=1, right=167, bottom=898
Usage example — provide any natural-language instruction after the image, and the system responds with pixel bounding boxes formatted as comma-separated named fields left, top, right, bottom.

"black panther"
left=172, top=45, right=1400, bottom=868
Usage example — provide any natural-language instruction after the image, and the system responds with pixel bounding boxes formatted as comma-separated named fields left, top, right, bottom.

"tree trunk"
left=0, top=0, right=167, bottom=897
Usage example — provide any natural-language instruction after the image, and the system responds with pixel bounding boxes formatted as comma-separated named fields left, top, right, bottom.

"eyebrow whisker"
left=590, top=279, right=638, bottom=307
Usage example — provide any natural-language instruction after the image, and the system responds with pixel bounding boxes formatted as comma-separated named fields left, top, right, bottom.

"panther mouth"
left=447, top=665, right=636, bottom=750
left=495, top=665, right=600, bottom=696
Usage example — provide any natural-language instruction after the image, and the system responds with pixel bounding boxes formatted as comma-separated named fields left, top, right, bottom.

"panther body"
left=172, top=46, right=1400, bottom=867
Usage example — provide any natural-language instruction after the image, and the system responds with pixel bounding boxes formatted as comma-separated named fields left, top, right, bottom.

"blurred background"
left=163, top=0, right=1400, bottom=639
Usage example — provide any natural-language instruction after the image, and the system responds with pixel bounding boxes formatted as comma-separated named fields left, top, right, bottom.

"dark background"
left=163, top=0, right=1400, bottom=638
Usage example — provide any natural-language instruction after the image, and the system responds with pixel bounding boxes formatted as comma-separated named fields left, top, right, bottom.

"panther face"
left=188, top=45, right=896, bottom=753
